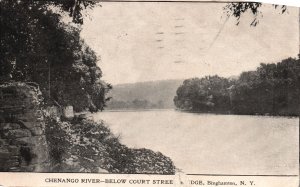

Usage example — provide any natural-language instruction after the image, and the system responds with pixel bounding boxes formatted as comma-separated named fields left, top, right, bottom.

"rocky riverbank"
left=0, top=82, right=175, bottom=174
left=45, top=117, right=175, bottom=174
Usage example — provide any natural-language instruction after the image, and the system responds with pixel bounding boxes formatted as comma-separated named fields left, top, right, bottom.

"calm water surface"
left=93, top=110, right=299, bottom=175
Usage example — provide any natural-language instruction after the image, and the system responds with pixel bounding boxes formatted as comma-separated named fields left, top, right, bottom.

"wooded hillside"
left=106, top=80, right=183, bottom=110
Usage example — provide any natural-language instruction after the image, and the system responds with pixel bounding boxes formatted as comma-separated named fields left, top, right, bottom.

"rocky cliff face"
left=0, top=82, right=50, bottom=171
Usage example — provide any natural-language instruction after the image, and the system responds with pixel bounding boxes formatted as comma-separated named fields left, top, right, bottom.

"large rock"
left=0, top=82, right=50, bottom=172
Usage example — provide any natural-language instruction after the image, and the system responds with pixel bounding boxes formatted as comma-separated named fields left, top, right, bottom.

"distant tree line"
left=107, top=99, right=165, bottom=110
left=174, top=57, right=300, bottom=116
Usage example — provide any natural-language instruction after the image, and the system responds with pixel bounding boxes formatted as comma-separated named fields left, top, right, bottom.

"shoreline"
left=96, top=108, right=299, bottom=118
left=102, top=108, right=174, bottom=113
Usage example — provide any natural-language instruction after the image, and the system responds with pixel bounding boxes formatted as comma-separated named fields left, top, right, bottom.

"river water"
left=93, top=110, right=299, bottom=175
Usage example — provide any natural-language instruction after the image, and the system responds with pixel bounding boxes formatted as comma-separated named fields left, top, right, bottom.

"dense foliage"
left=0, top=0, right=111, bottom=112
left=174, top=76, right=231, bottom=112
left=174, top=57, right=300, bottom=116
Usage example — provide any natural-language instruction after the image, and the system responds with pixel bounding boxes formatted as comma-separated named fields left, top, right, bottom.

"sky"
left=80, top=2, right=299, bottom=85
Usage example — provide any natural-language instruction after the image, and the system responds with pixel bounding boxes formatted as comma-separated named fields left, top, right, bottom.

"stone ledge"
left=0, top=82, right=50, bottom=172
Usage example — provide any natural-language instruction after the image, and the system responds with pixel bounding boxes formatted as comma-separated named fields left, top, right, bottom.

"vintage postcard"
left=0, top=0, right=299, bottom=186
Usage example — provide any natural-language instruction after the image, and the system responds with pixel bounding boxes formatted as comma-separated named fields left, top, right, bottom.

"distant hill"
left=106, top=79, right=184, bottom=110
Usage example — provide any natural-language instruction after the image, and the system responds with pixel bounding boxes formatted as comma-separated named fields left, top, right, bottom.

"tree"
left=174, top=58, right=299, bottom=116
left=225, top=2, right=300, bottom=118
left=174, top=76, right=231, bottom=112
left=0, top=0, right=111, bottom=112
left=224, top=2, right=287, bottom=26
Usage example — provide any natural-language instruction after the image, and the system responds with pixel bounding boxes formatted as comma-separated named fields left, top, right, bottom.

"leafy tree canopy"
left=174, top=57, right=300, bottom=116
left=0, top=0, right=111, bottom=112
left=224, top=2, right=287, bottom=26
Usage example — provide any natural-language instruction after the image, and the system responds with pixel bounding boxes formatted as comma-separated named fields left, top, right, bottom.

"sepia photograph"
left=0, top=0, right=299, bottom=186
